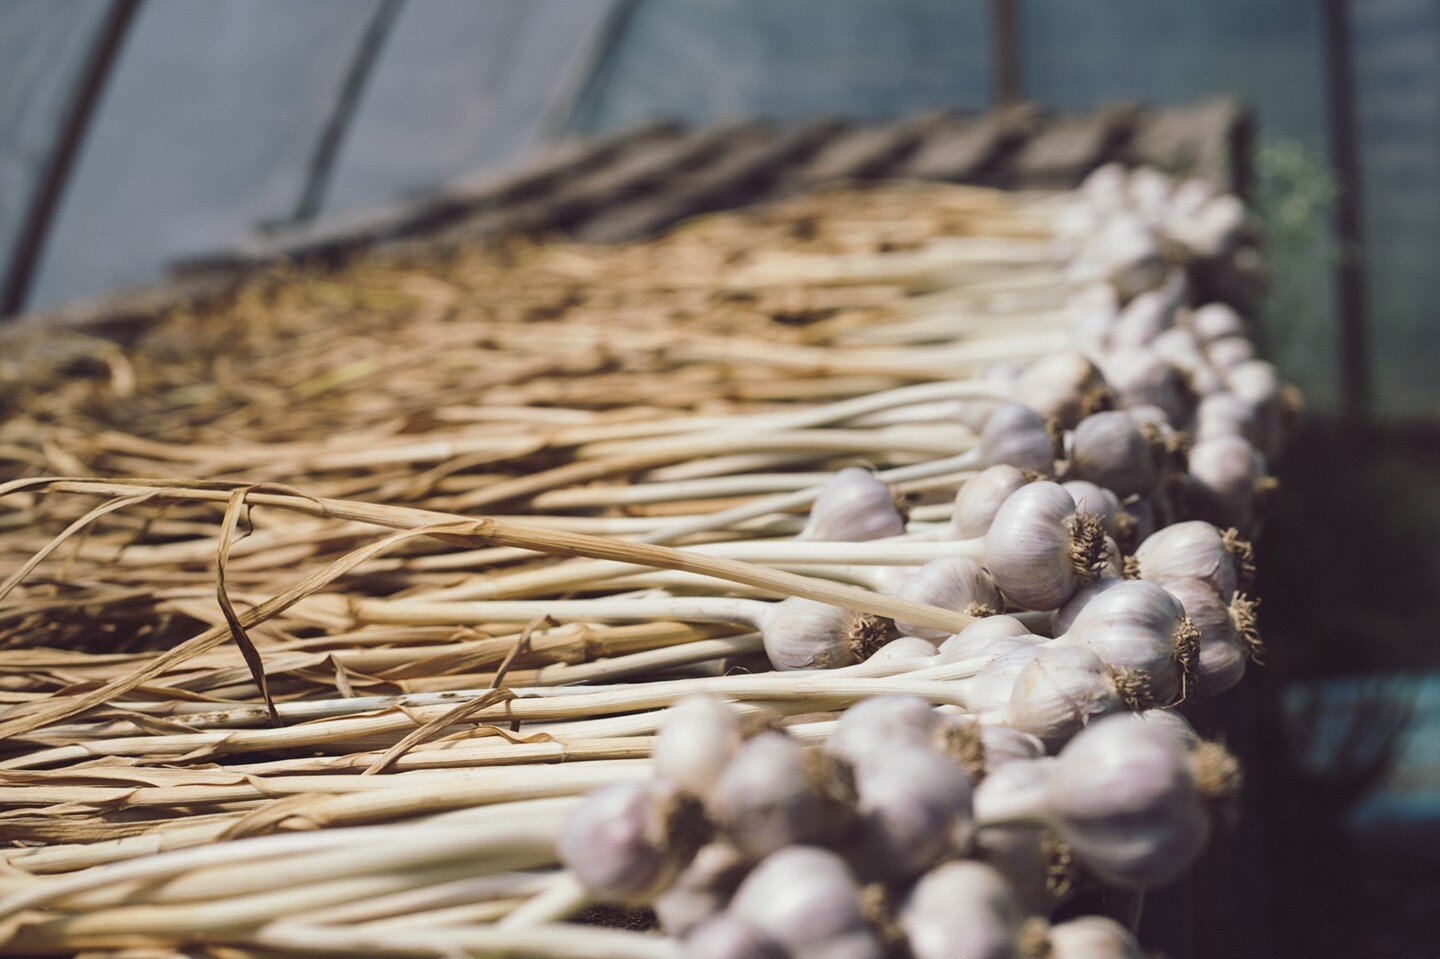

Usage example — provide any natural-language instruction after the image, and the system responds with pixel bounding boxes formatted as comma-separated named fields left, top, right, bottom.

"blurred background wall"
left=1, top=2, right=1438, bottom=955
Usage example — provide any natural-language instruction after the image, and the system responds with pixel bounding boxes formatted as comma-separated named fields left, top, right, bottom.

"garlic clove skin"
left=1041, top=714, right=1212, bottom=889
left=711, top=732, right=856, bottom=859
left=979, top=725, right=1047, bottom=770
left=975, top=824, right=1070, bottom=917
left=559, top=781, right=707, bottom=904
left=1190, top=302, right=1246, bottom=344
left=1132, top=520, right=1248, bottom=601
left=1056, top=579, right=1197, bottom=705
left=728, top=846, right=872, bottom=954
left=1050, top=574, right=1125, bottom=636
left=959, top=645, right=1047, bottom=713
left=824, top=694, right=943, bottom=769
left=657, top=842, right=751, bottom=937
left=985, top=482, right=1105, bottom=611
left=1047, top=916, right=1144, bottom=959
left=901, top=860, right=1025, bottom=959
left=937, top=615, right=1037, bottom=664
left=654, top=695, right=744, bottom=799
left=1184, top=434, right=1270, bottom=531
left=1109, top=284, right=1177, bottom=350
left=1194, top=390, right=1265, bottom=448
left=1162, top=578, right=1251, bottom=695
left=1098, top=215, right=1167, bottom=300
left=1014, top=352, right=1112, bottom=430
left=1003, top=646, right=1126, bottom=748
left=893, top=555, right=1003, bottom=640
left=760, top=597, right=885, bottom=671
left=1062, top=480, right=1125, bottom=540
left=1135, top=708, right=1202, bottom=750
left=1099, top=349, right=1197, bottom=428
left=1206, top=334, right=1255, bottom=371
left=852, top=744, right=974, bottom=880
left=684, top=914, right=789, bottom=959
left=1067, top=411, right=1161, bottom=498
left=800, top=467, right=906, bottom=542
left=868, top=635, right=942, bottom=665
left=1171, top=177, right=1219, bottom=220
left=952, top=465, right=1032, bottom=538
left=979, top=403, right=1057, bottom=475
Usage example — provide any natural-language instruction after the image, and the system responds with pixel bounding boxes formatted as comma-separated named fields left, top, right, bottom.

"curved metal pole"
left=1, top=0, right=143, bottom=317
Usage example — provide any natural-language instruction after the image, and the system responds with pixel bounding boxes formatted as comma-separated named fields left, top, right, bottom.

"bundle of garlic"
left=0, top=165, right=1287, bottom=959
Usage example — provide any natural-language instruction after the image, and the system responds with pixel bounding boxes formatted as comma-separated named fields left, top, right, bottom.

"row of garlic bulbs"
left=553, top=165, right=1283, bottom=957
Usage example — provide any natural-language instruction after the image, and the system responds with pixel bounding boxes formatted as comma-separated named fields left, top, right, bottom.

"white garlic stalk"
left=710, top=731, right=856, bottom=858
left=901, top=860, right=1025, bottom=959
left=727, top=846, right=882, bottom=959
left=558, top=780, right=710, bottom=904
left=979, top=403, right=1060, bottom=475
left=893, top=555, right=1003, bottom=640
left=972, top=714, right=1239, bottom=889
left=799, top=467, right=907, bottom=542
left=1014, top=351, right=1113, bottom=430
left=984, top=481, right=1109, bottom=611
left=1129, top=519, right=1254, bottom=601
left=951, top=464, right=1034, bottom=538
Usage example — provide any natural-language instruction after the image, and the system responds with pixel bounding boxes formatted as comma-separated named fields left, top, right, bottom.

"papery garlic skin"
left=937, top=615, right=1037, bottom=664
left=800, top=467, right=906, bottom=542
left=1132, top=520, right=1246, bottom=600
left=978, top=725, right=1047, bottom=770
left=952, top=465, right=1032, bottom=537
left=1163, top=578, right=1249, bottom=695
left=1101, top=348, right=1196, bottom=428
left=894, top=555, right=1003, bottom=641
left=1050, top=574, right=1124, bottom=636
left=1068, top=411, right=1160, bottom=498
left=1015, top=351, right=1112, bottom=430
left=657, top=842, right=750, bottom=937
left=1062, top=480, right=1125, bottom=539
left=1048, top=916, right=1144, bottom=959
left=975, top=824, right=1069, bottom=917
left=728, top=846, right=876, bottom=956
left=979, top=403, right=1057, bottom=475
left=1057, top=579, right=1196, bottom=705
left=684, top=914, right=788, bottom=959
left=558, top=781, right=704, bottom=904
left=1003, top=646, right=1125, bottom=748
left=1190, top=302, right=1246, bottom=344
left=852, top=744, right=973, bottom=880
left=760, top=597, right=882, bottom=671
left=1136, top=708, right=1201, bottom=750
left=901, top=860, right=1024, bottom=959
left=711, top=732, right=855, bottom=859
left=654, top=695, right=743, bottom=799
left=867, top=635, right=941, bottom=664
left=985, top=482, right=1104, bottom=611
left=1185, top=434, right=1269, bottom=531
left=824, top=694, right=943, bottom=769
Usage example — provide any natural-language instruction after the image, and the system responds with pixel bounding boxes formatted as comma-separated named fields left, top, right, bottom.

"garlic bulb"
left=1190, top=302, right=1245, bottom=343
left=1136, top=707, right=1201, bottom=750
left=1194, top=390, right=1264, bottom=448
left=958, top=645, right=1046, bottom=712
left=711, top=732, right=856, bottom=858
left=654, top=695, right=744, bottom=798
left=1109, top=283, right=1178, bottom=349
left=1224, top=359, right=1285, bottom=456
left=1098, top=215, right=1166, bottom=300
left=1067, top=411, right=1161, bottom=497
left=1185, top=434, right=1270, bottom=530
left=1049, top=573, right=1124, bottom=635
left=937, top=615, right=1036, bottom=664
left=1014, top=352, right=1112, bottom=429
left=852, top=744, right=973, bottom=879
left=979, top=403, right=1057, bottom=475
left=1047, top=916, right=1143, bottom=959
left=1131, top=520, right=1252, bottom=600
left=800, top=467, right=906, bottom=542
left=893, top=555, right=1003, bottom=640
left=656, top=842, right=750, bottom=936
left=985, top=482, right=1106, bottom=611
left=760, top=597, right=888, bottom=671
left=559, top=781, right=709, bottom=903
left=952, top=464, right=1032, bottom=538
left=684, top=914, right=788, bottom=959
left=1055, top=579, right=1198, bottom=703
left=1162, top=578, right=1260, bottom=695
left=1171, top=177, right=1219, bottom=221
left=1002, top=646, right=1126, bottom=747
left=825, top=694, right=944, bottom=767
left=1061, top=480, right=1124, bottom=539
left=728, top=846, right=879, bottom=958
left=1100, top=349, right=1196, bottom=428
left=1206, top=334, right=1255, bottom=371
left=901, top=860, right=1024, bottom=959
left=1176, top=192, right=1249, bottom=258
left=978, top=725, right=1046, bottom=770
left=867, top=635, right=941, bottom=665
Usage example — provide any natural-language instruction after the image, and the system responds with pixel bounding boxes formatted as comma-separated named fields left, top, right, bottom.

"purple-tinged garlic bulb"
left=1184, top=434, right=1271, bottom=531
left=710, top=732, right=856, bottom=859
left=952, top=465, right=1033, bottom=538
left=1067, top=411, right=1162, bottom=498
left=728, top=846, right=881, bottom=959
left=1194, top=390, right=1265, bottom=448
left=1003, top=646, right=1128, bottom=748
left=1100, top=348, right=1197, bottom=428
left=1054, top=579, right=1199, bottom=705
left=979, top=403, right=1057, bottom=475
left=867, top=635, right=941, bottom=665
left=959, top=645, right=1047, bottom=713
left=937, top=615, right=1037, bottom=664
left=1047, top=916, right=1144, bottom=959
left=985, top=482, right=1107, bottom=611
left=684, top=914, right=788, bottom=959
left=559, top=781, right=710, bottom=903
left=901, top=860, right=1025, bottom=959
left=760, top=597, right=889, bottom=672
left=1163, top=578, right=1262, bottom=696
left=654, top=696, right=744, bottom=799
left=1062, top=480, right=1125, bottom=540
left=1135, top=708, right=1202, bottom=750
left=800, top=467, right=906, bottom=542
left=1050, top=574, right=1125, bottom=636
left=1130, top=520, right=1253, bottom=600
left=894, top=555, right=1003, bottom=641
left=851, top=745, right=974, bottom=880
left=657, top=842, right=751, bottom=937
left=1014, top=352, right=1113, bottom=430
left=825, top=695, right=944, bottom=768
left=979, top=725, right=1046, bottom=770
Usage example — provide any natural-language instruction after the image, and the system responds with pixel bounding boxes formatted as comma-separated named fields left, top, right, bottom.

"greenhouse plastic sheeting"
left=0, top=0, right=114, bottom=294
left=322, top=0, right=615, bottom=215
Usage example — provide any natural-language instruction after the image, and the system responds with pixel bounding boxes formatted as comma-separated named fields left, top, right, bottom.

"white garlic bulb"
left=852, top=744, right=973, bottom=880
left=1189, top=302, right=1246, bottom=344
left=684, top=914, right=788, bottom=959
left=979, top=403, right=1057, bottom=475
left=1062, top=480, right=1125, bottom=540
left=1056, top=579, right=1198, bottom=704
left=1003, top=646, right=1126, bottom=747
left=975, top=824, right=1070, bottom=917
left=1163, top=578, right=1257, bottom=695
left=901, top=860, right=1024, bottom=959
left=711, top=732, right=855, bottom=859
left=867, top=635, right=941, bottom=665
left=800, top=467, right=906, bottom=542
left=985, top=482, right=1106, bottom=611
left=1098, top=215, right=1166, bottom=300
left=952, top=464, right=1032, bottom=538
left=893, top=555, right=1003, bottom=640
left=1194, top=390, right=1264, bottom=448
left=1132, top=520, right=1251, bottom=600
left=1135, top=708, right=1201, bottom=750
left=728, top=846, right=878, bottom=958
left=958, top=645, right=1047, bottom=712
left=1067, top=411, right=1161, bottom=498
left=656, top=842, right=750, bottom=936
left=937, top=615, right=1036, bottom=664
left=978, top=725, right=1046, bottom=770
left=824, top=694, right=943, bottom=769
left=1048, top=916, right=1144, bottom=959
left=1049, top=573, right=1124, bottom=635
left=1014, top=351, right=1112, bottom=430
left=559, top=781, right=707, bottom=903
left=1109, top=283, right=1178, bottom=350
left=1206, top=335, right=1255, bottom=371
left=1185, top=434, right=1270, bottom=530
left=760, top=597, right=886, bottom=671
left=1100, top=348, right=1196, bottom=428
left=654, top=695, right=744, bottom=799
